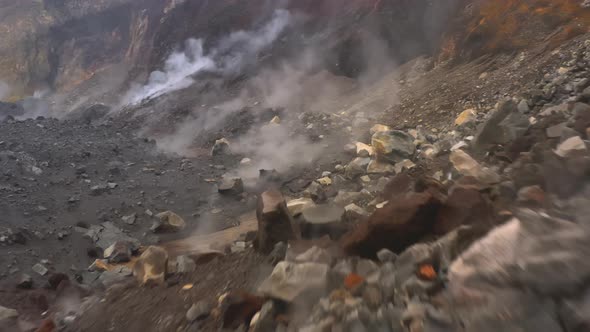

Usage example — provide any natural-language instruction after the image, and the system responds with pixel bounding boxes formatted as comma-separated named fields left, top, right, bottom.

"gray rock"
left=303, top=181, right=325, bottom=201
left=218, top=177, right=244, bottom=195
left=301, top=204, right=346, bottom=238
left=555, top=136, right=587, bottom=157
left=104, top=241, right=133, bottom=263
left=122, top=213, right=137, bottom=225
left=295, top=246, right=332, bottom=265
left=356, top=259, right=379, bottom=278
left=376, top=249, right=397, bottom=263
left=517, top=99, right=530, bottom=113
left=363, top=286, right=383, bottom=310
left=395, top=243, right=433, bottom=288
left=371, top=130, right=416, bottom=163
left=176, top=255, right=196, bottom=273
left=90, top=184, right=109, bottom=196
left=97, top=269, right=130, bottom=287
left=332, top=259, right=354, bottom=282
left=546, top=122, right=568, bottom=138
left=345, top=157, right=371, bottom=179
left=211, top=138, right=230, bottom=156
left=474, top=99, right=529, bottom=150
left=32, top=263, right=48, bottom=276
left=450, top=149, right=501, bottom=184
left=151, top=211, right=186, bottom=233
left=186, top=300, right=212, bottom=322
left=334, top=191, right=363, bottom=206
left=267, top=242, right=287, bottom=265
left=258, top=261, right=329, bottom=302
left=344, top=203, right=369, bottom=221
left=301, top=205, right=345, bottom=226
left=250, top=301, right=275, bottom=332
left=402, top=275, right=437, bottom=298
left=0, top=305, right=18, bottom=324
left=86, top=222, right=141, bottom=251
left=558, top=287, right=590, bottom=332
left=366, top=160, right=396, bottom=174
left=17, top=274, right=33, bottom=289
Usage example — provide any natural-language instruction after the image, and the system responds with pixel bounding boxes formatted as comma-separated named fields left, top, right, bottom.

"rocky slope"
left=1, top=1, right=590, bottom=332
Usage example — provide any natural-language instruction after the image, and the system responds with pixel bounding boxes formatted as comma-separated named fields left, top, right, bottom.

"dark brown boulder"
left=220, top=291, right=266, bottom=329
left=341, top=191, right=443, bottom=257
left=255, top=189, right=300, bottom=253
left=435, top=186, right=493, bottom=234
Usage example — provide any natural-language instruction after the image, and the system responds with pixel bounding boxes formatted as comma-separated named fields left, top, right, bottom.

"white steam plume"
left=0, top=81, right=11, bottom=100
left=123, top=9, right=291, bottom=105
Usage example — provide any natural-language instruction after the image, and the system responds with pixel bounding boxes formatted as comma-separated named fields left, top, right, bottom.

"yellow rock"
left=366, top=160, right=395, bottom=174
left=287, top=198, right=315, bottom=216
left=355, top=142, right=374, bottom=156
left=370, top=124, right=391, bottom=135
left=270, top=116, right=281, bottom=124
left=317, top=177, right=332, bottom=186
left=455, top=109, right=476, bottom=126
left=155, top=211, right=186, bottom=231
left=133, top=246, right=169, bottom=286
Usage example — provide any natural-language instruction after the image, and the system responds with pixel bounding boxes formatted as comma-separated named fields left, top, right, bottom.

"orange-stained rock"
left=417, top=264, right=437, bottom=281
left=35, top=319, right=55, bottom=332
left=344, top=273, right=365, bottom=290
left=133, top=246, right=168, bottom=286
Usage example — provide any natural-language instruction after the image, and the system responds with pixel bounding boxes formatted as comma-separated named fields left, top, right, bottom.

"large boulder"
left=445, top=209, right=590, bottom=330
left=473, top=99, right=529, bottom=150
left=371, top=130, right=416, bottom=163
left=435, top=186, right=494, bottom=234
left=258, top=261, right=329, bottom=302
left=133, top=246, right=169, bottom=286
left=341, top=190, right=443, bottom=257
left=256, top=190, right=300, bottom=253
left=84, top=222, right=140, bottom=252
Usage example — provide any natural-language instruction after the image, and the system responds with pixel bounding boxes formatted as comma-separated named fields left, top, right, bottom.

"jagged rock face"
left=0, top=0, right=169, bottom=98
left=0, top=0, right=462, bottom=100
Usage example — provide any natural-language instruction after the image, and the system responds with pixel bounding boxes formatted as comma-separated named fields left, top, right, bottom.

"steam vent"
left=1, top=0, right=590, bottom=331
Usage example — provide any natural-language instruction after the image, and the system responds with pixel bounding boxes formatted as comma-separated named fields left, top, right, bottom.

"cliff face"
left=0, top=0, right=169, bottom=99
left=2, top=0, right=587, bottom=102
left=0, top=0, right=464, bottom=101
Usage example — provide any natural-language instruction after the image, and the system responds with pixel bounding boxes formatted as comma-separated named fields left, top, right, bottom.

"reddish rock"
left=344, top=273, right=365, bottom=290
left=35, top=318, right=55, bottom=332
left=379, top=173, right=415, bottom=200
left=434, top=186, right=493, bottom=234
left=255, top=189, right=300, bottom=253
left=341, top=191, right=443, bottom=257
left=220, top=291, right=266, bottom=329
left=517, top=185, right=547, bottom=206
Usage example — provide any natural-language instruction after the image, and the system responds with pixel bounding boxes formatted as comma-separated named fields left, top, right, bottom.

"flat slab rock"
left=258, top=261, right=329, bottom=302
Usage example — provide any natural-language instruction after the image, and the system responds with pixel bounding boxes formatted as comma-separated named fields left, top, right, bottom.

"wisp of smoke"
left=0, top=81, right=10, bottom=100
left=231, top=123, right=323, bottom=182
left=123, top=9, right=291, bottom=105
